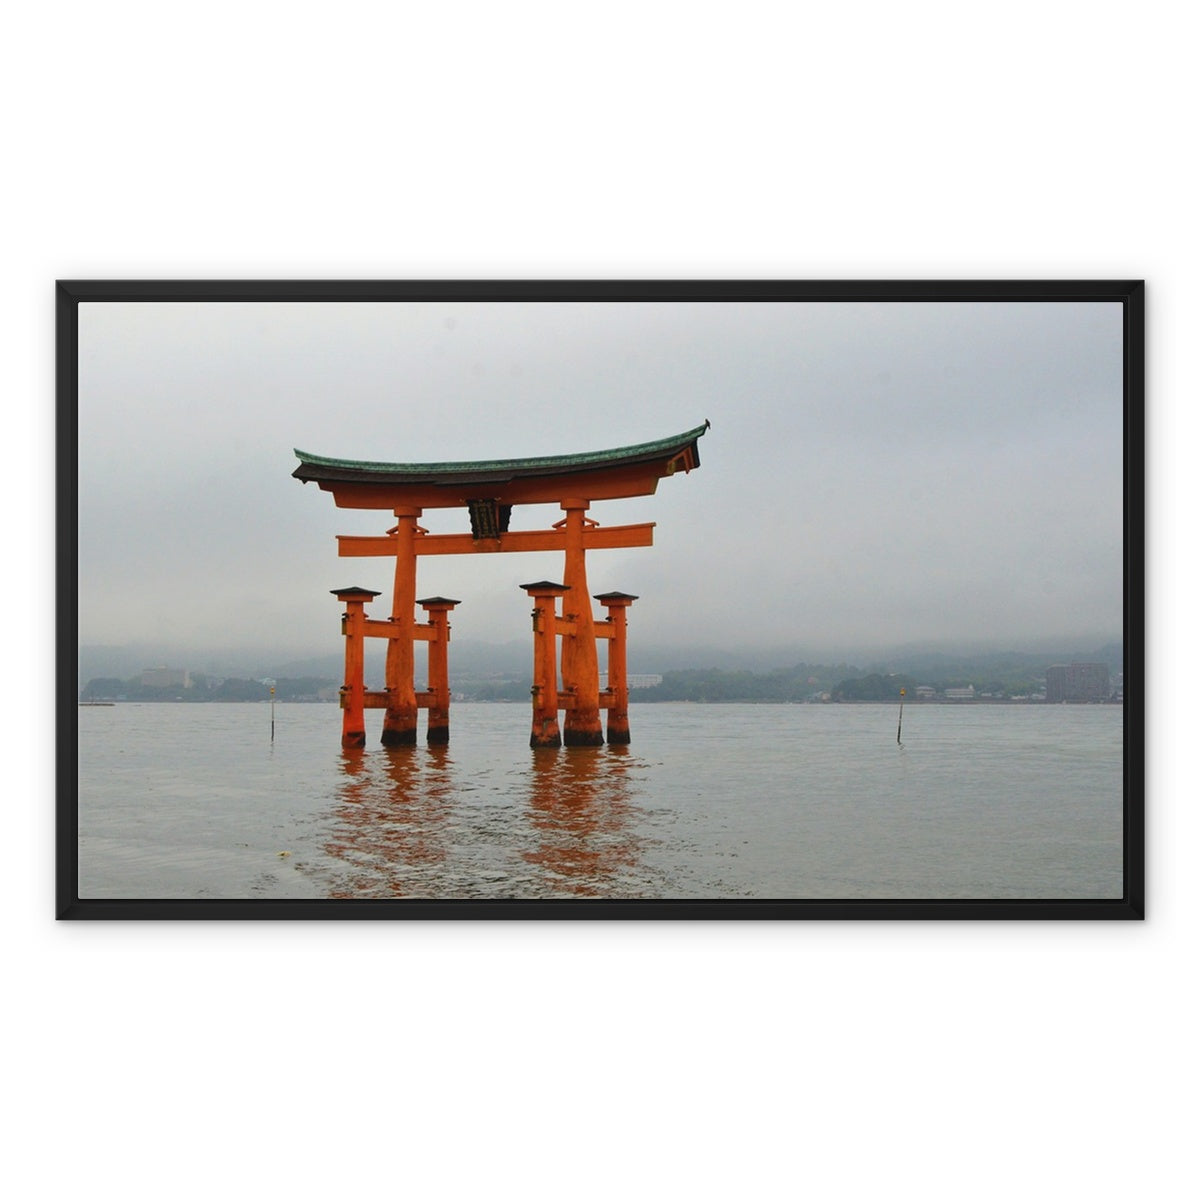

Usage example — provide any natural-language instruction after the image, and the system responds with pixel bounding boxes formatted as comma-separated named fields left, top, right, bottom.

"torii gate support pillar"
left=381, top=506, right=421, bottom=746
left=419, top=596, right=460, bottom=744
left=522, top=581, right=569, bottom=748
left=596, top=591, right=637, bottom=744
left=559, top=500, right=604, bottom=746
left=332, top=586, right=381, bottom=750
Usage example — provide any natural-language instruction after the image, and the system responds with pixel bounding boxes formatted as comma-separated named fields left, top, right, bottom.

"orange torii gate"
left=293, top=421, right=709, bottom=749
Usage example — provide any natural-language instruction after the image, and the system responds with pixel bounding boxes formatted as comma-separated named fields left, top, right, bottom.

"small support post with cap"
left=595, top=591, right=638, bottom=744
left=332, top=586, right=380, bottom=749
left=521, top=581, right=570, bottom=748
left=418, top=596, right=460, bottom=744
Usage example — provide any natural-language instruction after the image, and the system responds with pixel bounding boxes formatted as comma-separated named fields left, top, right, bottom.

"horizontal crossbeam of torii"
left=294, top=421, right=709, bottom=748
left=336, top=521, right=655, bottom=557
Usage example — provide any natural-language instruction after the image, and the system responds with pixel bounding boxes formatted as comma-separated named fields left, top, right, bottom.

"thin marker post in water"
left=897, top=687, right=905, bottom=746
left=270, top=684, right=275, bottom=742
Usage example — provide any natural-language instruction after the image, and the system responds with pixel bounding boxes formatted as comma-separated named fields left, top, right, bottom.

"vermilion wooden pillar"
left=332, top=586, right=380, bottom=749
left=418, top=596, right=459, bottom=744
left=559, top=500, right=604, bottom=746
left=382, top=506, right=421, bottom=746
left=522, top=581, right=569, bottom=748
left=595, top=591, right=637, bottom=744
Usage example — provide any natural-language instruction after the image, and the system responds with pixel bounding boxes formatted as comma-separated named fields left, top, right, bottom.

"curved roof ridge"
left=294, top=420, right=709, bottom=475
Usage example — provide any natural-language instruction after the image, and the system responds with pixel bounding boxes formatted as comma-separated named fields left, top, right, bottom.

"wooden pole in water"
left=270, top=684, right=275, bottom=741
left=897, top=687, right=905, bottom=745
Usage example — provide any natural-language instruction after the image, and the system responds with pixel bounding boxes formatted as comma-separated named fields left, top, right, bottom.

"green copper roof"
left=293, top=420, right=709, bottom=486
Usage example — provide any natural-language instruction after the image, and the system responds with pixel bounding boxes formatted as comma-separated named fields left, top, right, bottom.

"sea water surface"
left=77, top=702, right=1125, bottom=900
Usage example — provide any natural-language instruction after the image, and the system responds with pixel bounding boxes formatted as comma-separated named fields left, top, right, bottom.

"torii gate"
left=293, top=421, right=709, bottom=749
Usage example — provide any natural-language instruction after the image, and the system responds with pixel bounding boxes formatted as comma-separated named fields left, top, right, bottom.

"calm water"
left=76, top=702, right=1125, bottom=900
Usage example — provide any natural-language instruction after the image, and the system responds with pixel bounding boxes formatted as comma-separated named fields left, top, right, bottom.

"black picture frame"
left=57, top=279, right=1144, bottom=920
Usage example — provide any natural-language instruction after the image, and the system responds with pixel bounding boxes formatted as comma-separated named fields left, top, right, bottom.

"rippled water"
left=76, top=702, right=1125, bottom=900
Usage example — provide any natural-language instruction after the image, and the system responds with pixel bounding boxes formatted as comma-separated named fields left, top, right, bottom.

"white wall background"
left=7, top=3, right=1189, bottom=1197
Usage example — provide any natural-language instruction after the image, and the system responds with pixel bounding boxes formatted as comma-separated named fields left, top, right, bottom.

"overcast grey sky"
left=77, top=299, right=1124, bottom=665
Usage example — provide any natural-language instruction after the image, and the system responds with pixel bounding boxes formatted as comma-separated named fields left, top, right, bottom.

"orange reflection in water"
left=324, top=746, right=455, bottom=898
left=319, top=741, right=646, bottom=899
left=523, top=745, right=642, bottom=897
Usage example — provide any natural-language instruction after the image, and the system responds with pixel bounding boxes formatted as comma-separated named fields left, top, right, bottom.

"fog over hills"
left=77, top=301, right=1124, bottom=686
left=78, top=634, right=1124, bottom=693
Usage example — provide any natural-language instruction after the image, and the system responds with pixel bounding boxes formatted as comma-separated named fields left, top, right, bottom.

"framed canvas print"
left=57, top=280, right=1144, bottom=919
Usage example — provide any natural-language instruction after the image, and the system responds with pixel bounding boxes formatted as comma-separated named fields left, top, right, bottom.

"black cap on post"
left=519, top=581, right=570, bottom=593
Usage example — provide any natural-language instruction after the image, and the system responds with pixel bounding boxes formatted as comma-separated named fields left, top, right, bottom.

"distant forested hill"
left=80, top=641, right=1121, bottom=704
left=635, top=664, right=860, bottom=703
left=632, top=643, right=1121, bottom=703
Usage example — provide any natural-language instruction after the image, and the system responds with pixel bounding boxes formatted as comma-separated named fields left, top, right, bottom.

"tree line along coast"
left=79, top=647, right=1123, bottom=706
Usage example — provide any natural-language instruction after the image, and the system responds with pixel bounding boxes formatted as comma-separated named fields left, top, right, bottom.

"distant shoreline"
left=75, top=696, right=1124, bottom=707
